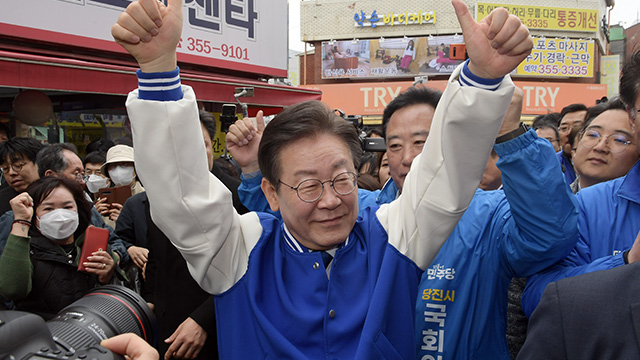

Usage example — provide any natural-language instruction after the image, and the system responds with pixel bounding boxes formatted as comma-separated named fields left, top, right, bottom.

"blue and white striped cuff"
left=136, top=67, right=183, bottom=101
left=458, top=60, right=503, bottom=91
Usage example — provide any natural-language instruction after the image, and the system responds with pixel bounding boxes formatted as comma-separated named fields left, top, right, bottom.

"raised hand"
left=111, top=0, right=183, bottom=73
left=452, top=0, right=532, bottom=79
left=226, top=110, right=265, bottom=174
left=10, top=192, right=34, bottom=223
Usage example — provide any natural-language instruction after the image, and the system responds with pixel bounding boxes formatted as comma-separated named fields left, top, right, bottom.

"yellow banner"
left=476, top=3, right=598, bottom=32
left=516, top=38, right=594, bottom=78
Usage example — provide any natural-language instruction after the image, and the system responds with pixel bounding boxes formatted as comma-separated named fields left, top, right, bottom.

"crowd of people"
left=1, top=0, right=639, bottom=359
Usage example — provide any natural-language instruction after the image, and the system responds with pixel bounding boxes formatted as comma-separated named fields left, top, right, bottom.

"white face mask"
left=109, top=165, right=135, bottom=186
left=37, top=208, right=79, bottom=241
left=86, top=174, right=109, bottom=194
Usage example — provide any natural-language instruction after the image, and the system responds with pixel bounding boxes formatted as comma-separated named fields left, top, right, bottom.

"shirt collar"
left=282, top=223, right=348, bottom=255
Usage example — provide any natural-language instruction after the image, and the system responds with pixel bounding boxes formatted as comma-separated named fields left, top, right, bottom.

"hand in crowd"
left=83, top=249, right=115, bottom=284
left=111, top=0, right=183, bottom=73
left=95, top=197, right=111, bottom=217
left=109, top=203, right=124, bottom=222
left=128, top=245, right=149, bottom=269
left=627, top=230, right=640, bottom=263
left=163, top=317, right=207, bottom=360
left=9, top=192, right=34, bottom=224
left=498, top=86, right=524, bottom=136
left=101, top=333, right=159, bottom=360
left=452, top=0, right=532, bottom=79
left=226, top=110, right=265, bottom=174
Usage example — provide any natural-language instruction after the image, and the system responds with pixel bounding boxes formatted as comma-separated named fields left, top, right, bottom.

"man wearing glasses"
left=112, top=0, right=534, bottom=357
left=519, top=49, right=640, bottom=359
left=522, top=50, right=640, bottom=319
left=0, top=137, right=45, bottom=215
left=568, top=97, right=639, bottom=193
left=556, top=103, right=588, bottom=185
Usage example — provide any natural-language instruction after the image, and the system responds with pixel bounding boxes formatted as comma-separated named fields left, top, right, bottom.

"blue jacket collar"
left=618, top=160, right=640, bottom=204
left=377, top=178, right=400, bottom=205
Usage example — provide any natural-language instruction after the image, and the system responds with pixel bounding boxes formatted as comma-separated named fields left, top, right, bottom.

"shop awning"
left=0, top=49, right=321, bottom=109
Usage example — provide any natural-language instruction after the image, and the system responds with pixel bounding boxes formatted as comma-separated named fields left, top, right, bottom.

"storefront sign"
left=0, top=0, right=287, bottom=77
left=354, top=10, right=436, bottom=28
left=516, top=38, right=594, bottom=78
left=476, top=3, right=598, bottom=32
left=304, top=81, right=606, bottom=116
left=322, top=35, right=464, bottom=79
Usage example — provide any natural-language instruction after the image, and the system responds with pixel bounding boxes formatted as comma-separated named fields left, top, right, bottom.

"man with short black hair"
left=0, top=138, right=45, bottom=215
left=113, top=0, right=535, bottom=357
left=522, top=49, right=640, bottom=320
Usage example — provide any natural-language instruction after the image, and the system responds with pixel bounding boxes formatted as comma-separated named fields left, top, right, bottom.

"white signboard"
left=1, top=0, right=287, bottom=77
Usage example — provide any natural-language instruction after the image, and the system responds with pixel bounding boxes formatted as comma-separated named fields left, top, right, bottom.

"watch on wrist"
left=495, top=122, right=529, bottom=144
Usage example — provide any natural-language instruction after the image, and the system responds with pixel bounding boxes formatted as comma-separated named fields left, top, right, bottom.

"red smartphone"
left=78, top=226, right=109, bottom=272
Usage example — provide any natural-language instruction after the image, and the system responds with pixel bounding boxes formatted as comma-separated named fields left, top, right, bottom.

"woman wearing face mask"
left=98, top=145, right=144, bottom=225
left=0, top=176, right=115, bottom=319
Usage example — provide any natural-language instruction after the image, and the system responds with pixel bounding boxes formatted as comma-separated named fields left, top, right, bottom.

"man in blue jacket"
left=522, top=48, right=640, bottom=318
left=113, top=0, right=535, bottom=358
left=229, top=47, right=577, bottom=360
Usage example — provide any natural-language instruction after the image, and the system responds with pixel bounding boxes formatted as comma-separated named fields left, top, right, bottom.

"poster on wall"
left=601, top=55, right=620, bottom=99
left=516, top=38, right=594, bottom=78
left=321, top=35, right=465, bottom=79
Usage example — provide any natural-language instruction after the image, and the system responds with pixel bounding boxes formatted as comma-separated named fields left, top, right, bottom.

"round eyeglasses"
left=279, top=171, right=358, bottom=203
left=579, top=129, right=633, bottom=154
left=0, top=161, right=27, bottom=174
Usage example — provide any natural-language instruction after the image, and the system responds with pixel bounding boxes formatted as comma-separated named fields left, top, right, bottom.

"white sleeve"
left=127, top=86, right=262, bottom=295
left=377, top=64, right=515, bottom=270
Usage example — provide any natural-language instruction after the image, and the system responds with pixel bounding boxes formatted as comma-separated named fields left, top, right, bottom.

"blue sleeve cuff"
left=494, top=129, right=537, bottom=155
left=458, top=59, right=504, bottom=91
left=136, top=67, right=183, bottom=101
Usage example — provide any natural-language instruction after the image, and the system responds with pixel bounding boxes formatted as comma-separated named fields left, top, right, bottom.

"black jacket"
left=15, top=234, right=101, bottom=320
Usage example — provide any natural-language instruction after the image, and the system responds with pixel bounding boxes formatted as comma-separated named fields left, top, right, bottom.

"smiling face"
left=573, top=109, right=639, bottom=188
left=261, top=133, right=358, bottom=251
left=385, top=103, right=434, bottom=192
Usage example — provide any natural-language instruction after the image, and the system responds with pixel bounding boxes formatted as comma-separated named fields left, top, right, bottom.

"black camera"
left=335, top=110, right=386, bottom=152
left=0, top=285, right=156, bottom=360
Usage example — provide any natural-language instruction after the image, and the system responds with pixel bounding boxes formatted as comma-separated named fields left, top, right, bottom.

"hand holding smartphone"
left=78, top=226, right=109, bottom=272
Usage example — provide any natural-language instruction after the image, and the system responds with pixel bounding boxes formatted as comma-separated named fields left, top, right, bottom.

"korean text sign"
left=476, top=3, right=598, bottom=32
left=0, top=0, right=287, bottom=77
left=517, top=38, right=594, bottom=78
left=353, top=10, right=436, bottom=28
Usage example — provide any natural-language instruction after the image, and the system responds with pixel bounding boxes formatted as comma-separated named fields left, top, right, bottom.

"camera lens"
left=46, top=285, right=156, bottom=351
